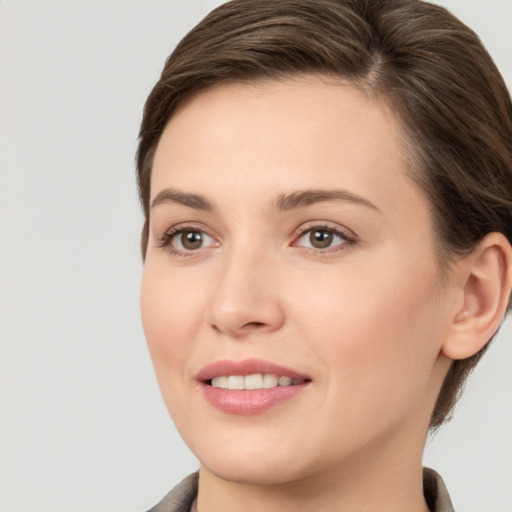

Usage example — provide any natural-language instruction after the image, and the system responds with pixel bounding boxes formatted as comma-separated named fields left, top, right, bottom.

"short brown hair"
left=136, top=0, right=512, bottom=428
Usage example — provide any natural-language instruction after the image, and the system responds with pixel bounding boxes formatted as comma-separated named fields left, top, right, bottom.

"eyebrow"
left=150, top=188, right=214, bottom=211
left=273, top=189, right=380, bottom=212
left=150, top=187, right=379, bottom=213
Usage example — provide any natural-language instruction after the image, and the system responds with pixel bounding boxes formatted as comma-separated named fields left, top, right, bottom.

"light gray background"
left=1, top=1, right=511, bottom=511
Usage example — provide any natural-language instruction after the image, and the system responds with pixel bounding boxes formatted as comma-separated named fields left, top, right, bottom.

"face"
left=141, top=78, right=455, bottom=486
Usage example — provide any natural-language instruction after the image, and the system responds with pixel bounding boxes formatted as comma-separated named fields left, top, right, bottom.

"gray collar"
left=148, top=468, right=455, bottom=512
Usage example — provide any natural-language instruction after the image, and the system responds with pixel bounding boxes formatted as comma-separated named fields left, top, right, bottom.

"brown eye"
left=180, top=231, right=204, bottom=250
left=294, top=226, right=351, bottom=251
left=309, top=229, right=334, bottom=249
left=168, top=229, right=215, bottom=252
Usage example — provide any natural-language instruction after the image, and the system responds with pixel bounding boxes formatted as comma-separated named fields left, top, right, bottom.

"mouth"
left=209, top=373, right=307, bottom=390
left=197, top=359, right=311, bottom=415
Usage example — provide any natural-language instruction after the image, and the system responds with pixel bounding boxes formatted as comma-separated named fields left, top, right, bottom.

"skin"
left=140, top=77, right=503, bottom=512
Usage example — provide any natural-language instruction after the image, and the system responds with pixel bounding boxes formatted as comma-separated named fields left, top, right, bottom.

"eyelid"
left=154, top=220, right=356, bottom=256
left=156, top=222, right=220, bottom=255
left=290, top=221, right=357, bottom=250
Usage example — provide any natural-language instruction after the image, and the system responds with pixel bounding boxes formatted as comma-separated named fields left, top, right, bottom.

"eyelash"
left=291, top=223, right=356, bottom=254
left=156, top=223, right=216, bottom=257
left=156, top=222, right=356, bottom=257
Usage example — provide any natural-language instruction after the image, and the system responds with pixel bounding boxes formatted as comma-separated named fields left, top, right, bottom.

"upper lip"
left=196, top=358, right=311, bottom=382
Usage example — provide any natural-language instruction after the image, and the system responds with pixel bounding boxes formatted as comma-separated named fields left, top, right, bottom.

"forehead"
left=151, top=77, right=423, bottom=217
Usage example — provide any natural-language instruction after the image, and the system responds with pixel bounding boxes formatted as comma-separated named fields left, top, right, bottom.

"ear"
left=442, top=232, right=512, bottom=360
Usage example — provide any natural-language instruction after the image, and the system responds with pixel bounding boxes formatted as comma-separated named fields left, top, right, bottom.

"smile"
left=210, top=374, right=306, bottom=390
left=197, top=359, right=311, bottom=414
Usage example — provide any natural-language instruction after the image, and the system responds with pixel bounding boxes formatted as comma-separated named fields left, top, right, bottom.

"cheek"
left=292, top=259, right=445, bottom=421
left=140, top=263, right=206, bottom=390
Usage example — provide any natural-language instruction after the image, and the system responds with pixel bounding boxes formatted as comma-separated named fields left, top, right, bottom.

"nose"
left=205, top=247, right=285, bottom=338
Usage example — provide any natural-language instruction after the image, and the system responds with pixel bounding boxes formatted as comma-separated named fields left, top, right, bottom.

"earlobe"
left=442, top=232, right=512, bottom=360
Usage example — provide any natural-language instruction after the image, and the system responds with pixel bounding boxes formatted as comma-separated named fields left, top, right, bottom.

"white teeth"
left=227, top=375, right=245, bottom=390
left=244, top=373, right=263, bottom=390
left=210, top=373, right=302, bottom=390
left=278, top=376, right=292, bottom=386
left=262, top=374, right=279, bottom=388
left=211, top=376, right=228, bottom=388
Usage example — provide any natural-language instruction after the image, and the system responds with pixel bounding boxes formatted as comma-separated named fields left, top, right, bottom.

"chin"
left=187, top=430, right=318, bottom=486
left=201, top=455, right=309, bottom=487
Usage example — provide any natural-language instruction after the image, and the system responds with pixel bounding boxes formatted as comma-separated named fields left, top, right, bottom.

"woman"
left=137, top=1, right=512, bottom=510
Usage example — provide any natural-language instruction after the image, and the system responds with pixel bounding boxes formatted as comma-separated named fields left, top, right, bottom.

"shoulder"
left=423, top=467, right=455, bottom=512
left=146, top=473, right=199, bottom=512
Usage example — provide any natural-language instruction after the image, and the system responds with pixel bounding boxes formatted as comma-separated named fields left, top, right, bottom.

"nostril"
left=243, top=321, right=266, bottom=329
left=209, top=320, right=267, bottom=337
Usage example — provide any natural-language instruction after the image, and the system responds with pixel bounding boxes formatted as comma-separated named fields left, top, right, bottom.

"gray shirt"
left=147, top=468, right=455, bottom=512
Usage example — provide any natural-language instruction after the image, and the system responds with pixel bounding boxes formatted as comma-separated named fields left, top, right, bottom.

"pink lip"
left=197, top=358, right=310, bottom=381
left=197, top=358, right=311, bottom=415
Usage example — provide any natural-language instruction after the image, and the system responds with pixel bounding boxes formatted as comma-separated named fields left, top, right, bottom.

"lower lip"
left=201, top=382, right=309, bottom=415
